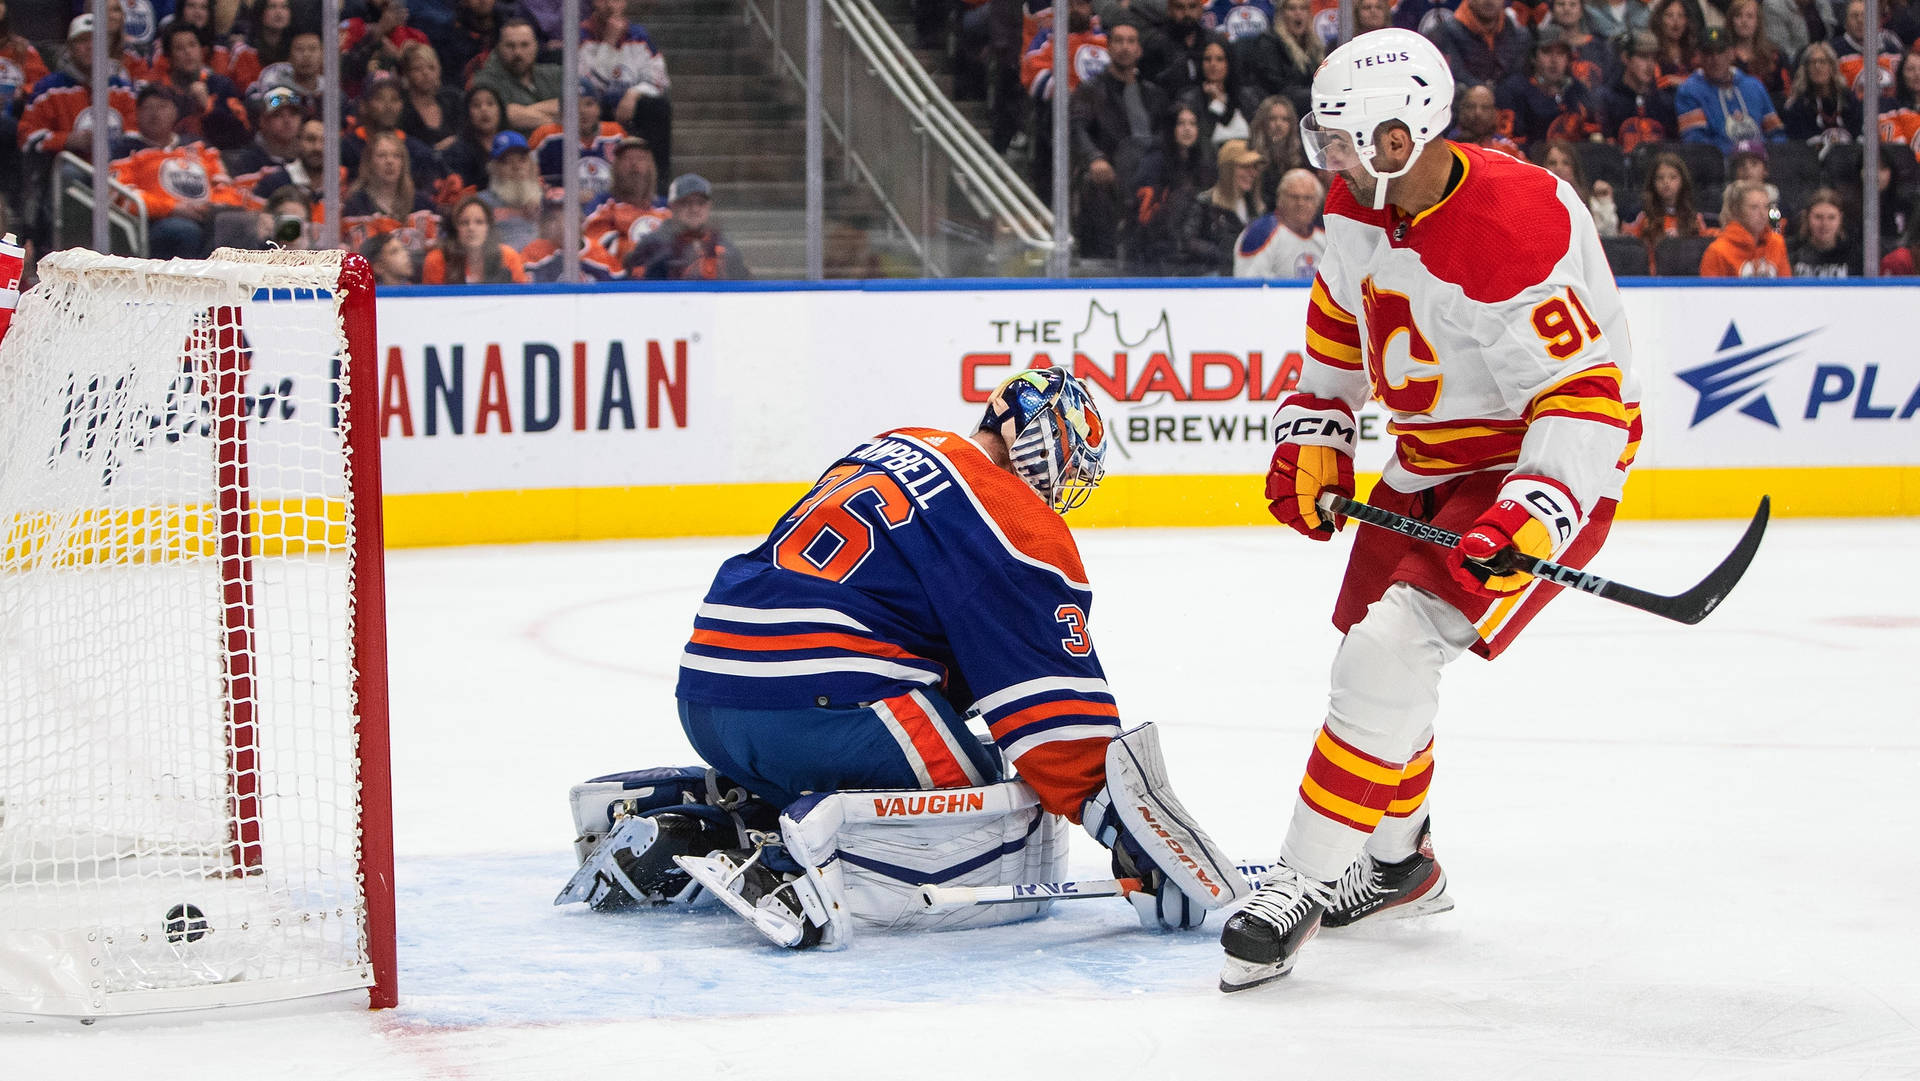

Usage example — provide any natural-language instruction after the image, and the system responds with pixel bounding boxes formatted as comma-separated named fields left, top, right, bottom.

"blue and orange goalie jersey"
left=677, top=427, right=1119, bottom=818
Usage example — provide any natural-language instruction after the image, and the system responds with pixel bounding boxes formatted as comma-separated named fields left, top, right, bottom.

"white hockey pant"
left=1280, top=583, right=1478, bottom=882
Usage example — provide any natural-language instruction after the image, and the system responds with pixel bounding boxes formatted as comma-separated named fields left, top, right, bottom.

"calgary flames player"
left=0, top=233, right=23, bottom=346
left=1220, top=28, right=1642, bottom=991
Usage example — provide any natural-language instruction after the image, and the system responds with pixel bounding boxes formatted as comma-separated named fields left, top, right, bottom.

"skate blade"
left=673, top=854, right=812, bottom=949
left=1218, top=954, right=1294, bottom=993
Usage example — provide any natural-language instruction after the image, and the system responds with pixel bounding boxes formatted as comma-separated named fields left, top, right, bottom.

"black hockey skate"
left=1218, top=865, right=1334, bottom=992
left=1321, top=819, right=1452, bottom=928
left=553, top=812, right=730, bottom=910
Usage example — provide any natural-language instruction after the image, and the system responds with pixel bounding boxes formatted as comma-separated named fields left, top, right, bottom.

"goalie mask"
left=979, top=368, right=1108, bottom=513
left=1302, top=28, right=1454, bottom=210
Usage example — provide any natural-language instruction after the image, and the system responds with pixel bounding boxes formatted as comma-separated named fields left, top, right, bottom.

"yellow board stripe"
left=1313, top=730, right=1404, bottom=786
left=5, top=498, right=347, bottom=568
left=1300, top=773, right=1388, bottom=828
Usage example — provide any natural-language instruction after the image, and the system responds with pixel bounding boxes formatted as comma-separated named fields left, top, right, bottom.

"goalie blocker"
left=557, top=723, right=1246, bottom=948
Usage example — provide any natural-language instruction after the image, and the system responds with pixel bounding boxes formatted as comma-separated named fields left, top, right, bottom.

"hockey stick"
left=1317, top=492, right=1771, bottom=626
left=917, top=864, right=1270, bottom=913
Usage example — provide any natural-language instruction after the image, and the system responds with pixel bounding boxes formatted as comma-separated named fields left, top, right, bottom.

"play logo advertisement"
left=1674, top=322, right=1816, bottom=428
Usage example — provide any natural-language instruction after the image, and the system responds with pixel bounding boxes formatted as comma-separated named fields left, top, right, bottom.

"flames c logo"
left=1360, top=276, right=1442, bottom=415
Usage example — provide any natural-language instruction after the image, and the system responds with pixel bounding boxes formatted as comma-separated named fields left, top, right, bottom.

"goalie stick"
left=1317, top=492, right=1771, bottom=626
left=918, top=864, right=1269, bottom=913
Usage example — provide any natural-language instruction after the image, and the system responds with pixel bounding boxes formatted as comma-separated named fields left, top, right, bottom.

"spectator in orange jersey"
left=521, top=191, right=623, bottom=281
left=1700, top=178, right=1792, bottom=275
left=18, top=15, right=138, bottom=161
left=1020, top=0, right=1107, bottom=189
left=152, top=21, right=251, bottom=150
left=1881, top=51, right=1920, bottom=162
left=91, top=1, right=154, bottom=84
left=530, top=87, right=624, bottom=202
left=422, top=194, right=530, bottom=284
left=1623, top=150, right=1713, bottom=270
left=0, top=0, right=48, bottom=221
left=1835, top=0, right=1902, bottom=100
left=111, top=86, right=249, bottom=259
left=581, top=136, right=668, bottom=262
left=1497, top=37, right=1600, bottom=146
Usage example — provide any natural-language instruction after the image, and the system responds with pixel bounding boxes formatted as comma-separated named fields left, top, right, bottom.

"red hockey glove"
left=1264, top=394, right=1356, bottom=540
left=1448, top=476, right=1581, bottom=598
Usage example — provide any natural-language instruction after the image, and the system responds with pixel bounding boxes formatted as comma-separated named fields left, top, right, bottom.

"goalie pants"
left=1280, top=473, right=1618, bottom=882
left=678, top=689, right=1000, bottom=808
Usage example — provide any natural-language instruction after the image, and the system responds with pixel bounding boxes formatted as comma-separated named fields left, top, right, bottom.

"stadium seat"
left=1572, top=141, right=1627, bottom=192
left=1653, top=234, right=1714, bottom=276
left=1603, top=234, right=1652, bottom=277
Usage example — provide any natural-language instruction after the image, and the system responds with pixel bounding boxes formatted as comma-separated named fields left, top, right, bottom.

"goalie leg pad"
left=778, top=780, right=1070, bottom=939
left=1098, top=722, right=1250, bottom=911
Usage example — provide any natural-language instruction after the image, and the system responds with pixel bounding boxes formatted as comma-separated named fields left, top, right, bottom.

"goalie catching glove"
left=1265, top=394, right=1356, bottom=539
left=1081, top=723, right=1251, bottom=930
left=1448, top=475, right=1581, bottom=598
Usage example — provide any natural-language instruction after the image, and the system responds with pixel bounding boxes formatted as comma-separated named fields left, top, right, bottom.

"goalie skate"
left=1322, top=820, right=1452, bottom=929
left=675, top=848, right=834, bottom=950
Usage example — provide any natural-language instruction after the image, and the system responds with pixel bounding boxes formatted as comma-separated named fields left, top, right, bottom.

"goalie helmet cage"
left=0, top=248, right=396, bottom=1017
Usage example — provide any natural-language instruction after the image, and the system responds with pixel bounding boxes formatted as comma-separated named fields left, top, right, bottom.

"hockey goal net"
left=0, top=248, right=395, bottom=1017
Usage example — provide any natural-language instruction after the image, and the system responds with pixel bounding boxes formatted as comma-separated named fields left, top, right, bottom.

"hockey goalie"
left=555, top=369, right=1248, bottom=948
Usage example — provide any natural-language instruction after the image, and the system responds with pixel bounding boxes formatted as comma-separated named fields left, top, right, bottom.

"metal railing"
left=746, top=0, right=1057, bottom=275
left=53, top=152, right=148, bottom=258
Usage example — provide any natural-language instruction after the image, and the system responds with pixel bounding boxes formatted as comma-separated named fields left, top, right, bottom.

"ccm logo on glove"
left=1449, top=477, right=1582, bottom=598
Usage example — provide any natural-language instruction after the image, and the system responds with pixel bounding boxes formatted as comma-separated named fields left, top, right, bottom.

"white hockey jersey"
left=1300, top=141, right=1642, bottom=526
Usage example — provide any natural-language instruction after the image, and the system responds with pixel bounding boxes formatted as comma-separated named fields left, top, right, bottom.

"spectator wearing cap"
left=1446, top=82, right=1522, bottom=156
left=1599, top=29, right=1679, bottom=151
left=399, top=41, right=463, bottom=150
left=530, top=87, right=624, bottom=206
left=18, top=15, right=139, bottom=161
left=1677, top=27, right=1784, bottom=154
left=343, top=72, right=448, bottom=194
left=228, top=0, right=303, bottom=94
left=253, top=29, right=325, bottom=102
left=1498, top=37, right=1601, bottom=145
left=253, top=114, right=333, bottom=202
left=472, top=17, right=563, bottom=136
left=582, top=136, right=668, bottom=263
left=580, top=0, right=672, bottom=186
left=223, top=84, right=305, bottom=190
left=1700, top=177, right=1791, bottom=275
left=521, top=190, right=623, bottom=281
left=363, top=229, right=419, bottom=285
left=1585, top=0, right=1650, bottom=39
left=478, top=129, right=542, bottom=249
left=1431, top=0, right=1532, bottom=87
left=341, top=0, right=431, bottom=98
left=438, top=84, right=505, bottom=191
left=423, top=193, right=529, bottom=283
left=110, top=86, right=249, bottom=259
left=625, top=174, right=749, bottom=280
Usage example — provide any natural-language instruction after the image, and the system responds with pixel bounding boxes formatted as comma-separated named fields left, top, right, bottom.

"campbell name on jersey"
left=677, top=428, right=1119, bottom=815
left=1302, top=141, right=1642, bottom=522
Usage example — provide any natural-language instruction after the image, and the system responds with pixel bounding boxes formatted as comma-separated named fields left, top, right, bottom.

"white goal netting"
left=0, top=249, right=389, bottom=1017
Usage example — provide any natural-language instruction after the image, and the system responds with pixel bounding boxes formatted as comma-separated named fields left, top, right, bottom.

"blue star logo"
left=1674, top=322, right=1818, bottom=428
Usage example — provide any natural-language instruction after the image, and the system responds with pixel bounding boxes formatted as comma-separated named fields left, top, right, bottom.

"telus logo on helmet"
left=1353, top=50, right=1411, bottom=68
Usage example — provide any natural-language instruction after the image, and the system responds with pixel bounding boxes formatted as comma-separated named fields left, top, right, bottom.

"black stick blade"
left=1610, top=496, right=1771, bottom=625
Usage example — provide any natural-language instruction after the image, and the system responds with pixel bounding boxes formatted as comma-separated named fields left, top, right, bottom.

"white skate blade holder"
left=674, top=853, right=841, bottom=950
left=1105, top=723, right=1251, bottom=911
left=554, top=815, right=660, bottom=907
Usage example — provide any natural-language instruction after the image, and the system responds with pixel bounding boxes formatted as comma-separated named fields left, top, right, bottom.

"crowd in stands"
left=928, top=0, right=1920, bottom=275
left=3, top=0, right=751, bottom=283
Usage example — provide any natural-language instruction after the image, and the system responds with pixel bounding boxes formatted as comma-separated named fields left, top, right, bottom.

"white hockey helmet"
left=1302, top=28, right=1455, bottom=209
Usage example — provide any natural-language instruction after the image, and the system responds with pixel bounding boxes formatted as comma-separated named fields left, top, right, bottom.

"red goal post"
left=0, top=248, right=395, bottom=1017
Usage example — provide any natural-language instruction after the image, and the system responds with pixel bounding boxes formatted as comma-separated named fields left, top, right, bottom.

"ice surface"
left=8, top=518, right=1920, bottom=1079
